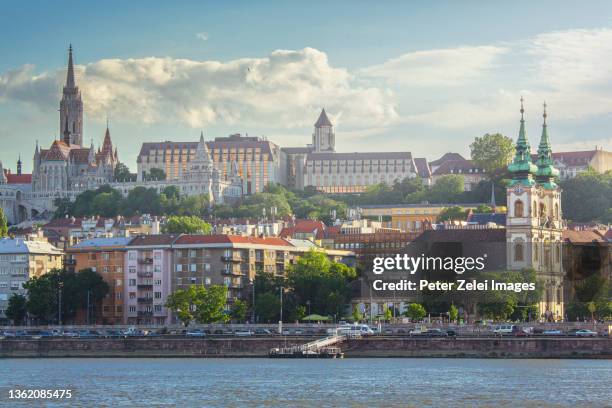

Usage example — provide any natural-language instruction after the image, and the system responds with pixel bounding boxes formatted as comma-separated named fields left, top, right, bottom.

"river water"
left=0, top=358, right=610, bottom=407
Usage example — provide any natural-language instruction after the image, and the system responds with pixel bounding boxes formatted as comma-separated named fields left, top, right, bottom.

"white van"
left=335, top=324, right=374, bottom=336
left=492, top=325, right=516, bottom=334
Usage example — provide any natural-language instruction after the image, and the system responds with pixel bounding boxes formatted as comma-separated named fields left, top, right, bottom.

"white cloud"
left=196, top=32, right=209, bottom=41
left=361, top=46, right=507, bottom=87
left=0, top=48, right=398, bottom=130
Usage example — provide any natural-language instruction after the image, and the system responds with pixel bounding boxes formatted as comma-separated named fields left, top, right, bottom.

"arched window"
left=533, top=201, right=537, bottom=216
left=514, top=241, right=524, bottom=262
left=539, top=203, right=546, bottom=218
left=514, top=200, right=524, bottom=217
left=554, top=203, right=559, bottom=219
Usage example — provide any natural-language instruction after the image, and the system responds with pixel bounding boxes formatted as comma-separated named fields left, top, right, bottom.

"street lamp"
left=306, top=300, right=311, bottom=316
left=58, top=281, right=64, bottom=326
left=251, top=278, right=256, bottom=323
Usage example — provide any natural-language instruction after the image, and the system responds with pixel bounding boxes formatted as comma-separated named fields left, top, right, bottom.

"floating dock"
left=269, top=334, right=356, bottom=358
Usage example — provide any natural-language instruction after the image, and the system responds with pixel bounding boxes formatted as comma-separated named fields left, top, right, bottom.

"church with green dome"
left=506, top=98, right=564, bottom=320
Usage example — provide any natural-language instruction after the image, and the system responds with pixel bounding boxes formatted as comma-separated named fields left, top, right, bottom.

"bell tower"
left=59, top=45, right=83, bottom=146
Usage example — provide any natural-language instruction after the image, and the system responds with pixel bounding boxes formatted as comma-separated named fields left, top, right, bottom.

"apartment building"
left=0, top=237, right=63, bottom=324
left=66, top=237, right=133, bottom=325
left=125, top=235, right=179, bottom=326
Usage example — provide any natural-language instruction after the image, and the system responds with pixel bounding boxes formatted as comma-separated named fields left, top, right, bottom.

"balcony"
left=137, top=283, right=153, bottom=289
left=221, top=254, right=244, bottom=262
left=221, top=268, right=244, bottom=276
left=137, top=272, right=153, bottom=278
left=138, top=258, right=153, bottom=264
left=227, top=282, right=243, bottom=289
left=137, top=297, right=153, bottom=303
left=137, top=311, right=153, bottom=317
left=64, top=259, right=76, bottom=266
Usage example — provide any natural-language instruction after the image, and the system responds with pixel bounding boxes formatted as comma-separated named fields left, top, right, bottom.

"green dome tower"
left=535, top=102, right=560, bottom=189
left=508, top=97, right=537, bottom=186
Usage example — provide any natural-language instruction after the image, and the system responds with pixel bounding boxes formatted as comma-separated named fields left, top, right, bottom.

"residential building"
left=125, top=235, right=179, bottom=326
left=531, top=148, right=612, bottom=179
left=0, top=237, right=63, bottom=324
left=429, top=153, right=487, bottom=191
left=66, top=237, right=133, bottom=324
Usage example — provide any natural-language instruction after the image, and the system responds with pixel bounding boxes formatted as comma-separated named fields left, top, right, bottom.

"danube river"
left=0, top=358, right=610, bottom=407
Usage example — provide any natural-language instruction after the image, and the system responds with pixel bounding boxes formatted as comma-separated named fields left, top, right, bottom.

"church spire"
left=66, top=44, right=75, bottom=89
left=508, top=97, right=537, bottom=186
left=535, top=102, right=559, bottom=189
left=195, top=131, right=212, bottom=163
left=63, top=115, right=71, bottom=145
left=17, top=154, right=22, bottom=175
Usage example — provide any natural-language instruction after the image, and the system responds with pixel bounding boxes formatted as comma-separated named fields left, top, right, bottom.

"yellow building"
left=359, top=203, right=487, bottom=232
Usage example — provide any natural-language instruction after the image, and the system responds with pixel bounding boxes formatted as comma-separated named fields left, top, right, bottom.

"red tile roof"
left=175, top=234, right=292, bottom=246
left=430, top=152, right=465, bottom=166
left=128, top=234, right=181, bottom=246
left=432, top=159, right=484, bottom=175
left=4, top=171, right=32, bottom=184
left=280, top=219, right=328, bottom=240
left=562, top=229, right=607, bottom=243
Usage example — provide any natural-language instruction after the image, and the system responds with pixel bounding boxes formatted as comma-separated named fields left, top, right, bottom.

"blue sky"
left=1, top=1, right=612, bottom=172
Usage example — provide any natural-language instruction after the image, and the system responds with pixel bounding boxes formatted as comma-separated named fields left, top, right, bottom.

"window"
left=129, top=279, right=136, bottom=286
left=129, top=267, right=136, bottom=274
left=154, top=292, right=162, bottom=299
left=176, top=264, right=183, bottom=272
left=154, top=265, right=161, bottom=273
left=129, top=306, right=136, bottom=312
left=154, top=305, right=162, bottom=312
left=116, top=292, right=123, bottom=299
left=190, top=264, right=197, bottom=272
left=129, top=252, right=136, bottom=260
left=514, top=241, right=524, bottom=262
left=129, top=292, right=136, bottom=299
left=205, top=277, right=211, bottom=285
left=154, top=279, right=162, bottom=285
left=539, top=203, right=546, bottom=218
left=514, top=200, right=524, bottom=217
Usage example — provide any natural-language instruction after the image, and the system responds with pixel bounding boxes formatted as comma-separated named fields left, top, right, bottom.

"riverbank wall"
left=1, top=337, right=610, bottom=358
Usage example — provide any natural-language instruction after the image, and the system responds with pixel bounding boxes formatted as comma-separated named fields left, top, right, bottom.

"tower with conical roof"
left=59, top=45, right=83, bottom=146
left=535, top=102, right=560, bottom=189
left=311, top=109, right=335, bottom=152
left=508, top=97, right=537, bottom=187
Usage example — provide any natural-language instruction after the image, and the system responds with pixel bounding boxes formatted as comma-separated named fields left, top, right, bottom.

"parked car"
left=542, top=329, right=562, bottom=336
left=186, top=329, right=206, bottom=337
left=62, top=330, right=79, bottom=338
left=254, top=328, right=272, bottom=335
left=513, top=329, right=530, bottom=337
left=424, top=329, right=448, bottom=337
left=409, top=327, right=426, bottom=336
left=575, top=329, right=597, bottom=337
left=446, top=330, right=457, bottom=338
left=234, top=330, right=253, bottom=337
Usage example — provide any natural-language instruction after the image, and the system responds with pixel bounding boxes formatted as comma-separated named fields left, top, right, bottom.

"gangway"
left=269, top=332, right=360, bottom=358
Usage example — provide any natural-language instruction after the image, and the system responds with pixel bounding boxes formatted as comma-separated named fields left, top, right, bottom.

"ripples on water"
left=0, top=358, right=610, bottom=407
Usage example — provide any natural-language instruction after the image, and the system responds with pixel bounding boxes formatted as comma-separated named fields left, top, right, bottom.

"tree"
left=287, top=251, right=356, bottom=317
left=5, top=294, right=27, bottom=325
left=405, top=303, right=426, bottom=322
left=166, top=285, right=229, bottom=326
left=163, top=216, right=211, bottom=234
left=470, top=133, right=515, bottom=174
left=561, top=170, right=611, bottom=223
left=255, top=292, right=280, bottom=323
left=194, top=285, right=229, bottom=323
left=449, top=304, right=458, bottom=323
left=113, top=162, right=135, bottom=182
left=23, top=272, right=60, bottom=323
left=475, top=205, right=493, bottom=213
left=230, top=299, right=248, bottom=322
left=0, top=207, right=7, bottom=236
left=165, top=288, right=195, bottom=327
left=146, top=168, right=166, bottom=181
left=437, top=206, right=468, bottom=222
left=383, top=305, right=393, bottom=322
left=429, top=175, right=464, bottom=203
left=352, top=305, right=364, bottom=323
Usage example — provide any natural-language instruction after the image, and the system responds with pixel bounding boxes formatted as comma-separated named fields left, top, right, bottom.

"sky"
left=1, top=0, right=612, bottom=173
